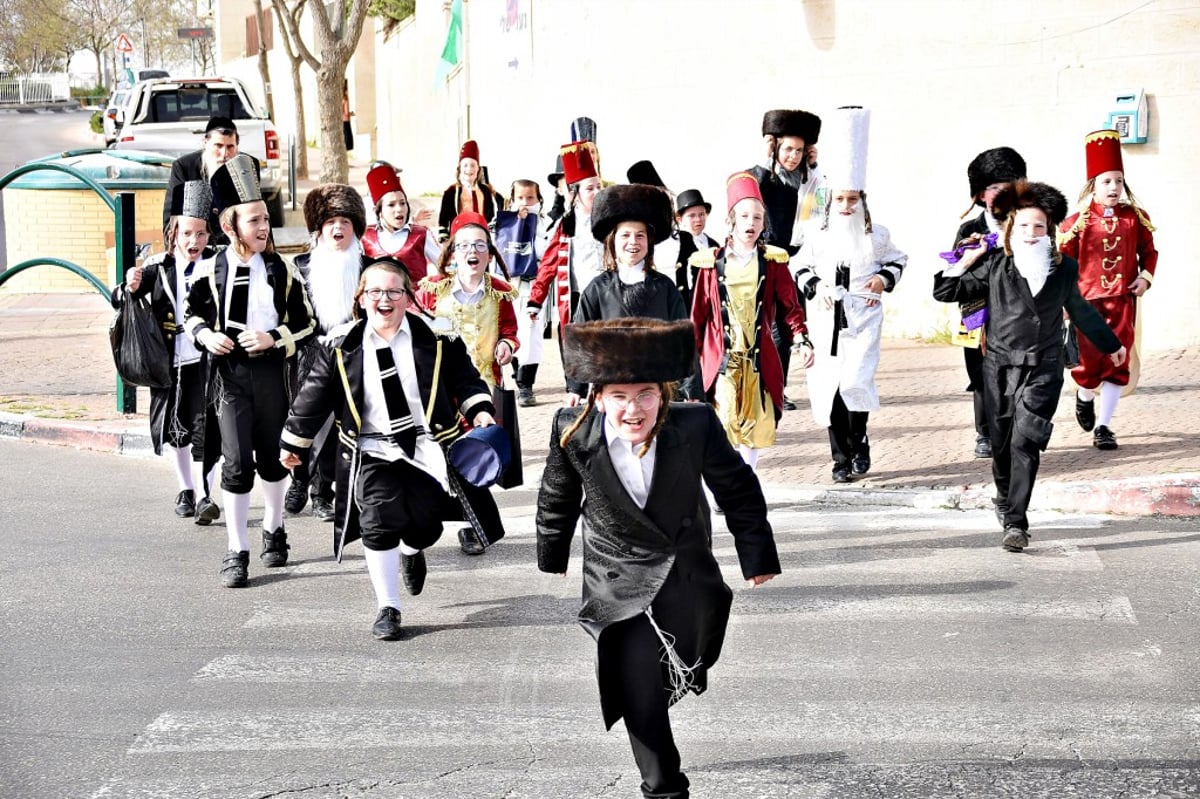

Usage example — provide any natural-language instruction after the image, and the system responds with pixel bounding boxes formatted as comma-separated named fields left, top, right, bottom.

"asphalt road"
left=1, top=439, right=1198, bottom=798
left=0, top=107, right=101, bottom=270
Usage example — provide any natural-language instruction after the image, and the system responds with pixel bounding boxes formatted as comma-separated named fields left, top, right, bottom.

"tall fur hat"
left=304, top=183, right=367, bottom=238
left=761, top=109, right=821, bottom=144
left=967, top=146, right=1027, bottom=205
left=992, top=180, right=1069, bottom=227
left=562, top=318, right=696, bottom=385
left=590, top=184, right=675, bottom=244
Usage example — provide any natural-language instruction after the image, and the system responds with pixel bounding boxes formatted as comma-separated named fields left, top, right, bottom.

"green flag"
left=435, top=0, right=463, bottom=85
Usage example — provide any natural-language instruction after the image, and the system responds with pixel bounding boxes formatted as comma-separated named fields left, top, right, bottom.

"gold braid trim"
left=1130, top=204, right=1156, bottom=233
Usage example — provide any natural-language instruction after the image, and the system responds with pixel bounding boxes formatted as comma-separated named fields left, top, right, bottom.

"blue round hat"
left=448, top=425, right=512, bottom=488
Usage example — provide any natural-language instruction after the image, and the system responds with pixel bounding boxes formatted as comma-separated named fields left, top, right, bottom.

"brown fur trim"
left=304, top=183, right=367, bottom=238
left=562, top=318, right=695, bottom=384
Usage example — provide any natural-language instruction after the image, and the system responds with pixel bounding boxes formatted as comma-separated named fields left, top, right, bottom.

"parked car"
left=102, top=89, right=131, bottom=146
left=113, top=76, right=284, bottom=226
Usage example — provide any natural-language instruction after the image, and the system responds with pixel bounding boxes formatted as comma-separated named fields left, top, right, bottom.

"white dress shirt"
left=360, top=320, right=449, bottom=490
left=604, top=415, right=657, bottom=509
left=222, top=252, right=278, bottom=333
left=173, top=253, right=202, bottom=366
left=616, top=260, right=647, bottom=285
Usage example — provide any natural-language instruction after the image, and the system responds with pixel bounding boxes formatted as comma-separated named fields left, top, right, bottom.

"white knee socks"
left=364, top=546, right=402, bottom=610
left=1077, top=387, right=1096, bottom=402
left=1097, top=380, right=1121, bottom=428
left=226, top=491, right=251, bottom=552
left=737, top=445, right=759, bottom=470
left=167, top=444, right=195, bottom=491
left=261, top=477, right=287, bottom=532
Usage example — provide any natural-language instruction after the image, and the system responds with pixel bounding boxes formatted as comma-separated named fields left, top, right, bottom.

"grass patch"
left=0, top=397, right=88, bottom=419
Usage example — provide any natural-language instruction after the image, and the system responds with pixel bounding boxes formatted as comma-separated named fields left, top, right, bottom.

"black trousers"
left=355, top=456, right=453, bottom=551
left=963, top=345, right=989, bottom=439
left=827, top=390, right=869, bottom=470
left=292, top=418, right=338, bottom=501
left=216, top=353, right=290, bottom=493
left=984, top=358, right=1061, bottom=531
left=161, top=360, right=206, bottom=454
left=772, top=315, right=793, bottom=388
left=604, top=615, right=690, bottom=799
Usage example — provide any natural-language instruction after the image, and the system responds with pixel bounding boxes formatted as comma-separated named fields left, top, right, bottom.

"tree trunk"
left=316, top=62, right=348, bottom=184
left=252, top=0, right=274, bottom=120
left=290, top=60, right=308, bottom=179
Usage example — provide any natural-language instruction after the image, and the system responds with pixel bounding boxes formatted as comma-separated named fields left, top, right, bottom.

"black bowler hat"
left=675, top=189, right=710, bottom=216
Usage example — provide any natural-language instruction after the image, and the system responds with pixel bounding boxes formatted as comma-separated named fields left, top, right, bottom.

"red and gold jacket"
left=362, top=224, right=434, bottom=288
left=417, top=273, right=519, bottom=387
left=1058, top=202, right=1157, bottom=301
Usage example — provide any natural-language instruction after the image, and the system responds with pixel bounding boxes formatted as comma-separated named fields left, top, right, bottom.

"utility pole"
left=141, top=18, right=149, bottom=67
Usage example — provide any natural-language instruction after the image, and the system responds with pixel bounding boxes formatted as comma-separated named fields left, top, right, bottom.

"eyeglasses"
left=606, top=390, right=662, bottom=411
left=453, top=241, right=489, bottom=253
left=363, top=288, right=407, bottom=301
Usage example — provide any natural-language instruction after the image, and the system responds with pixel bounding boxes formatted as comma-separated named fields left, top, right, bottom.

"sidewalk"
left=1, top=286, right=1197, bottom=517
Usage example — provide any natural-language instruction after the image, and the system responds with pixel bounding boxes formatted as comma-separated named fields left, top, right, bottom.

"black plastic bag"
left=1063, top=323, right=1080, bottom=369
left=491, top=384, right=524, bottom=489
left=110, top=295, right=172, bottom=388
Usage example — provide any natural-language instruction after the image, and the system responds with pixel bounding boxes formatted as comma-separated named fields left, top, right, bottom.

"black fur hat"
left=563, top=318, right=695, bottom=384
left=761, top=109, right=821, bottom=144
left=590, top=184, right=675, bottom=244
left=303, top=183, right=367, bottom=238
left=967, top=147, right=1027, bottom=206
left=992, top=180, right=1069, bottom=227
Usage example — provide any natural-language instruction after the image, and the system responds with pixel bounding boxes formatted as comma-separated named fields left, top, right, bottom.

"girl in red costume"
left=361, top=161, right=440, bottom=285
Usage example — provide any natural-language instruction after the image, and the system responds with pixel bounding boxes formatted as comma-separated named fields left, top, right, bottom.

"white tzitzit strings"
left=645, top=607, right=700, bottom=704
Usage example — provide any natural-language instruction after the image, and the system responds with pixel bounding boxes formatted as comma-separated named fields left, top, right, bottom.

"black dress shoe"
left=993, top=499, right=1009, bottom=530
left=311, top=496, right=336, bottom=522
left=372, top=606, right=403, bottom=641
left=782, top=396, right=798, bottom=411
left=832, top=467, right=852, bottom=484
left=851, top=452, right=871, bottom=476
left=1001, top=527, right=1030, bottom=552
left=1075, top=395, right=1096, bottom=432
left=457, top=526, right=486, bottom=556
left=194, top=496, right=220, bottom=526
left=284, top=477, right=309, bottom=514
left=974, top=437, right=993, bottom=459
left=221, top=550, right=249, bottom=588
left=1093, top=425, right=1118, bottom=450
left=174, top=489, right=196, bottom=518
left=260, top=526, right=290, bottom=567
left=401, top=551, right=427, bottom=596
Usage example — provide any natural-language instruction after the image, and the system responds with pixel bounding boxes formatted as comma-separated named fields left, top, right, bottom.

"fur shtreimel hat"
left=992, top=180, right=1069, bottom=227
left=761, top=109, right=822, bottom=144
left=590, top=184, right=675, bottom=244
left=562, top=318, right=695, bottom=385
left=210, top=153, right=262, bottom=216
left=304, top=183, right=367, bottom=238
left=967, top=147, right=1027, bottom=204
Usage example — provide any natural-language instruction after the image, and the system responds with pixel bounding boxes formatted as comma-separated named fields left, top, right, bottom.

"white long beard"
left=1011, top=236, right=1052, bottom=296
left=825, top=209, right=874, bottom=270
left=307, top=237, right=362, bottom=330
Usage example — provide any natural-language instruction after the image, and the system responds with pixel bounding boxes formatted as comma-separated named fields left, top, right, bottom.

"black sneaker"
left=1001, top=527, right=1030, bottom=552
left=221, top=550, right=249, bottom=587
left=372, top=606, right=403, bottom=641
left=517, top=386, right=536, bottom=407
left=974, top=436, right=993, bottom=458
left=1093, top=425, right=1118, bottom=450
left=284, top=478, right=309, bottom=514
left=174, top=489, right=196, bottom=518
left=401, top=551, right=427, bottom=596
left=194, top=496, right=220, bottom=526
left=311, top=496, right=336, bottom=522
left=782, top=396, right=798, bottom=411
left=458, top=526, right=487, bottom=556
left=260, top=527, right=290, bottom=568
left=1075, top=395, right=1096, bottom=432
left=851, top=450, right=871, bottom=476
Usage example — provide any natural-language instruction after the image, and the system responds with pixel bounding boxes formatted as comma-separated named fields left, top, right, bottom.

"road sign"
left=176, top=27, right=213, bottom=40
left=115, top=33, right=134, bottom=53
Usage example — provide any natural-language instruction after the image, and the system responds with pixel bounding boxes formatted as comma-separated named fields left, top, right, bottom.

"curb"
left=4, top=411, right=1199, bottom=517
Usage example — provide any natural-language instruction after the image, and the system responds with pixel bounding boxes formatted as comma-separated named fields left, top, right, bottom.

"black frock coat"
left=536, top=403, right=781, bottom=728
left=281, top=315, right=498, bottom=557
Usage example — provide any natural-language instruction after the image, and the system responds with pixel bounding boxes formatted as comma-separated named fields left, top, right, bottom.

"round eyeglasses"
left=453, top=241, right=490, bottom=253
left=363, top=288, right=407, bottom=301
left=606, top=390, right=662, bottom=411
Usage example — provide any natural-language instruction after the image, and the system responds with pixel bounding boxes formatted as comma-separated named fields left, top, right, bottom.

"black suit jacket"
left=163, top=150, right=262, bottom=241
left=537, top=403, right=780, bottom=727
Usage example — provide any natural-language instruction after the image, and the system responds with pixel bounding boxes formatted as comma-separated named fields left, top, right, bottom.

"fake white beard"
left=307, top=236, right=362, bottom=329
left=825, top=208, right=874, bottom=269
left=1011, top=236, right=1052, bottom=296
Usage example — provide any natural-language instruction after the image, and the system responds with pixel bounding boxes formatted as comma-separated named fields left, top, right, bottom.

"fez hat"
left=170, top=180, right=213, bottom=220
left=1084, top=129, right=1124, bottom=180
left=992, top=180, right=1070, bottom=227
left=366, top=162, right=405, bottom=206
left=448, top=425, right=512, bottom=488
left=210, top=153, right=262, bottom=216
left=761, top=109, right=821, bottom=143
left=560, top=141, right=598, bottom=186
left=590, top=184, right=675, bottom=244
left=675, top=189, right=711, bottom=216
left=726, top=171, right=764, bottom=212
left=303, top=183, right=367, bottom=238
left=459, top=140, right=480, bottom=162
left=449, top=211, right=490, bottom=239
left=562, top=318, right=696, bottom=385
left=967, top=147, right=1027, bottom=205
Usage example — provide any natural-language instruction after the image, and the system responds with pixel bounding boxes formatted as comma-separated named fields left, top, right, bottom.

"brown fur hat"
left=304, top=183, right=367, bottom=238
left=590, top=184, right=675, bottom=244
left=992, top=180, right=1069, bottom=227
left=762, top=109, right=821, bottom=144
left=562, top=318, right=695, bottom=384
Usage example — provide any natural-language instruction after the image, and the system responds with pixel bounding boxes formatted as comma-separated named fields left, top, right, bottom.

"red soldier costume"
left=1058, top=130, right=1157, bottom=391
left=362, top=163, right=437, bottom=286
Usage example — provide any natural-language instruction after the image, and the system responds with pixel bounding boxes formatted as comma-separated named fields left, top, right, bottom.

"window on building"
left=244, top=9, right=275, bottom=57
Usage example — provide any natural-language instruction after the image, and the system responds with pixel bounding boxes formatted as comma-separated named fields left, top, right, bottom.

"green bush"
left=89, top=111, right=104, bottom=135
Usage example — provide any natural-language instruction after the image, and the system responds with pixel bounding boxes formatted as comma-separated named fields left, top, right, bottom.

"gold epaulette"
left=688, top=247, right=718, bottom=269
left=486, top=274, right=521, bottom=301
left=1129, top=203, right=1157, bottom=233
left=763, top=245, right=790, bottom=264
left=417, top=275, right=449, bottom=295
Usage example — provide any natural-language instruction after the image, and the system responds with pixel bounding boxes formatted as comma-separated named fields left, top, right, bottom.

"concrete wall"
left=218, top=0, right=1200, bottom=350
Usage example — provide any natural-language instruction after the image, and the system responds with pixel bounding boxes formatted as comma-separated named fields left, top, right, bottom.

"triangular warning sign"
left=116, top=33, right=134, bottom=53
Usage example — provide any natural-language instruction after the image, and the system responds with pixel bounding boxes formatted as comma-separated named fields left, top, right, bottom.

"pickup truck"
left=113, top=76, right=284, bottom=226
